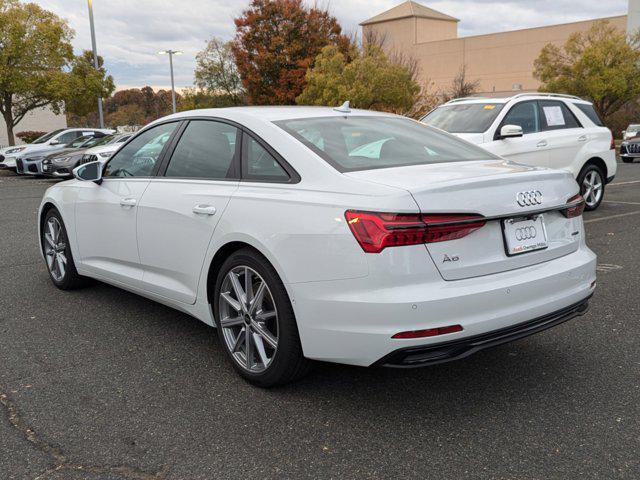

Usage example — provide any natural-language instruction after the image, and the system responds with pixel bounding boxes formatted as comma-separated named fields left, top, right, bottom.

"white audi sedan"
left=38, top=106, right=596, bottom=386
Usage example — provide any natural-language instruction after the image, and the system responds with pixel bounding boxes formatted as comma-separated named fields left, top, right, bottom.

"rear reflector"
left=345, top=210, right=485, bottom=253
left=392, top=325, right=463, bottom=339
left=561, top=194, right=586, bottom=218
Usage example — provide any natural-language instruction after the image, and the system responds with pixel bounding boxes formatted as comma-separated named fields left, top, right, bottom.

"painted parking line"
left=603, top=200, right=640, bottom=206
left=585, top=210, right=640, bottom=224
left=608, top=180, right=640, bottom=187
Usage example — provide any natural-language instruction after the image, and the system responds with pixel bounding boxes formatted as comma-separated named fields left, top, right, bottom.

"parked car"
left=620, top=137, right=640, bottom=163
left=42, top=134, right=132, bottom=178
left=39, top=106, right=596, bottom=386
left=421, top=93, right=617, bottom=211
left=3, top=128, right=114, bottom=174
left=77, top=133, right=133, bottom=167
left=17, top=134, right=108, bottom=176
left=622, top=124, right=640, bottom=140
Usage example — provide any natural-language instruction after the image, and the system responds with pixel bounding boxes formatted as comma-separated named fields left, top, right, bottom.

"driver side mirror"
left=498, top=125, right=524, bottom=139
left=73, top=161, right=103, bottom=184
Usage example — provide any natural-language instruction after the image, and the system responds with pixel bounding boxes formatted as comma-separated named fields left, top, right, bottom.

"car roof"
left=158, top=106, right=395, bottom=124
left=442, top=93, right=591, bottom=106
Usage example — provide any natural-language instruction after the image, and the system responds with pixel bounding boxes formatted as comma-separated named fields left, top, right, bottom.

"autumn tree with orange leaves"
left=231, top=0, right=351, bottom=105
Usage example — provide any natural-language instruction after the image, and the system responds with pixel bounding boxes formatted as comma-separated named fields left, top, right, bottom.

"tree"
left=444, top=65, right=480, bottom=101
left=534, top=20, right=640, bottom=122
left=64, top=50, right=115, bottom=117
left=231, top=0, right=350, bottom=105
left=178, top=87, right=242, bottom=111
left=195, top=38, right=243, bottom=103
left=0, top=0, right=72, bottom=145
left=0, top=1, right=114, bottom=145
left=296, top=44, right=421, bottom=114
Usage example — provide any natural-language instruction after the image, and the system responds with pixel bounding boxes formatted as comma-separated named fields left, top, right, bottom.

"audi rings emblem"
left=515, top=226, right=537, bottom=241
left=516, top=190, right=543, bottom=207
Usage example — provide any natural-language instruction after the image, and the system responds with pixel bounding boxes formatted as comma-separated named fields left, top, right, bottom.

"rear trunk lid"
left=346, top=160, right=582, bottom=280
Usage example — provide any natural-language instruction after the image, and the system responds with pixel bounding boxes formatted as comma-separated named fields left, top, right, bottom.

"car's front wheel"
left=213, top=248, right=311, bottom=387
left=42, top=209, right=90, bottom=289
left=578, top=164, right=605, bottom=211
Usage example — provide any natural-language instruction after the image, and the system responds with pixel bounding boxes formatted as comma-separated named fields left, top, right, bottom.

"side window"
left=56, top=131, right=82, bottom=144
left=243, top=134, right=289, bottom=181
left=165, top=120, right=239, bottom=179
left=539, top=101, right=581, bottom=130
left=501, top=101, right=540, bottom=135
left=104, top=122, right=177, bottom=178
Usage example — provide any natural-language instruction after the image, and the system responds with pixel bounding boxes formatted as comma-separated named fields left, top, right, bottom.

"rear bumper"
left=289, top=244, right=597, bottom=367
left=375, top=296, right=591, bottom=368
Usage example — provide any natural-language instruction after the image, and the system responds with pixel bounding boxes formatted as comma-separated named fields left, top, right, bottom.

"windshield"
left=629, top=125, right=640, bottom=132
left=421, top=103, right=505, bottom=133
left=32, top=129, right=65, bottom=144
left=275, top=116, right=499, bottom=172
left=66, top=135, right=94, bottom=148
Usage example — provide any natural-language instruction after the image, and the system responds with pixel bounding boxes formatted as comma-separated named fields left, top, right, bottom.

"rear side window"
left=242, top=134, right=289, bottom=181
left=276, top=116, right=499, bottom=172
left=501, top=101, right=540, bottom=135
left=57, top=131, right=82, bottom=144
left=165, top=120, right=239, bottom=180
left=575, top=103, right=604, bottom=127
left=539, top=100, right=581, bottom=130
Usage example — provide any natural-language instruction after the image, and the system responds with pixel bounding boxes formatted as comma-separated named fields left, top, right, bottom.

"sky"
left=34, top=0, right=629, bottom=90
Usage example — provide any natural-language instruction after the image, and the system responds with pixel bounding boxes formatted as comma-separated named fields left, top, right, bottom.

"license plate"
left=502, top=215, right=548, bottom=256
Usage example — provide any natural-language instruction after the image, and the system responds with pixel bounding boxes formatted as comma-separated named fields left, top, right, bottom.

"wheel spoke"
left=248, top=281, right=266, bottom=315
left=44, top=233, right=56, bottom=249
left=245, top=326, right=253, bottom=368
left=221, top=292, right=242, bottom=312
left=220, top=315, right=244, bottom=328
left=255, top=310, right=276, bottom=321
left=56, top=255, right=66, bottom=278
left=251, top=320, right=277, bottom=349
left=232, top=327, right=245, bottom=353
left=46, top=251, right=55, bottom=269
left=229, top=272, right=246, bottom=307
left=47, top=221, right=57, bottom=243
left=244, top=267, right=253, bottom=303
left=252, top=333, right=269, bottom=367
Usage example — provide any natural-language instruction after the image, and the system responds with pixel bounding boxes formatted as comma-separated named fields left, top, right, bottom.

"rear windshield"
left=275, top=116, right=499, bottom=172
left=421, top=103, right=505, bottom=133
left=575, top=103, right=604, bottom=127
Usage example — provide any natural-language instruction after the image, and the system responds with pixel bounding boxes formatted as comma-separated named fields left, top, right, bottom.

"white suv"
left=422, top=94, right=617, bottom=210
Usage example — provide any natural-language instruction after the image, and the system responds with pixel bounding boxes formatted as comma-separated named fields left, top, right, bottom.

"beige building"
left=0, top=105, right=67, bottom=148
left=361, top=1, right=629, bottom=96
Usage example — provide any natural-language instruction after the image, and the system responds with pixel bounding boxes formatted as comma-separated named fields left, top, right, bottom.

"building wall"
left=364, top=15, right=627, bottom=96
left=0, top=106, right=67, bottom=148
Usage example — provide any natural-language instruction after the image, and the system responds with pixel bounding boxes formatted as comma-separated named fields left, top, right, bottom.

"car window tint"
left=243, top=135, right=289, bottom=181
left=539, top=101, right=581, bottom=130
left=104, top=122, right=177, bottom=178
left=422, top=103, right=505, bottom=133
left=276, top=116, right=499, bottom=172
left=575, top=104, right=604, bottom=127
left=57, top=131, right=82, bottom=144
left=165, top=120, right=238, bottom=179
left=502, top=101, right=539, bottom=134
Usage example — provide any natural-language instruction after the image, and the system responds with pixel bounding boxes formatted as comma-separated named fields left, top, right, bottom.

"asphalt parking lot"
left=1, top=165, right=639, bottom=480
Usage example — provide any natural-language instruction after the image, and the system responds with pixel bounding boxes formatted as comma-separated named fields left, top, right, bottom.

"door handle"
left=578, top=135, right=588, bottom=142
left=120, top=197, right=137, bottom=207
left=192, top=204, right=217, bottom=216
left=536, top=140, right=548, bottom=148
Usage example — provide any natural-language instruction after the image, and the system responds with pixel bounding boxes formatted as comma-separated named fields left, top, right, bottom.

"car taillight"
left=345, top=210, right=486, bottom=253
left=610, top=134, right=616, bottom=150
left=392, top=324, right=463, bottom=339
left=561, top=194, right=585, bottom=218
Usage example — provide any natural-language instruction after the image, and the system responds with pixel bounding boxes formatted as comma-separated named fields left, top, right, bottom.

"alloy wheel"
left=218, top=266, right=279, bottom=373
left=43, top=217, right=67, bottom=282
left=582, top=170, right=603, bottom=208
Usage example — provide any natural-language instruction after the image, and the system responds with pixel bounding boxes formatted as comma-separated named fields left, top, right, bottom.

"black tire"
left=213, top=248, right=311, bottom=387
left=42, top=208, right=91, bottom=290
left=577, top=163, right=605, bottom=211
left=622, top=157, right=634, bottom=164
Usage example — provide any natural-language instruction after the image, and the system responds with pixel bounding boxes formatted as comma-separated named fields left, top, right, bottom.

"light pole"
left=158, top=49, right=182, bottom=113
left=87, top=0, right=104, bottom=128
